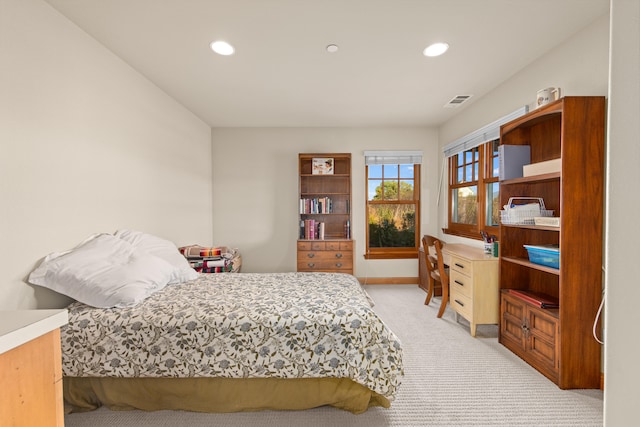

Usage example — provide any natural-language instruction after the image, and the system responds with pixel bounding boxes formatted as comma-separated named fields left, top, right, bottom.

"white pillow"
left=114, top=229, right=198, bottom=284
left=28, top=233, right=176, bottom=308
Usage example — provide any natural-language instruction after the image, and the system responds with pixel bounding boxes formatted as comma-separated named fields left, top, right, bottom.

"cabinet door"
left=500, top=293, right=527, bottom=352
left=526, top=307, right=559, bottom=376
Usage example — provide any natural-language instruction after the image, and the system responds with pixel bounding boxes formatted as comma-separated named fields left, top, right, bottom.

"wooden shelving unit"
left=498, top=97, right=605, bottom=389
left=297, top=153, right=354, bottom=274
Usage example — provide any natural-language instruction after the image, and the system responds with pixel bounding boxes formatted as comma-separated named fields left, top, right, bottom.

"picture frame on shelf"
left=312, top=157, right=334, bottom=175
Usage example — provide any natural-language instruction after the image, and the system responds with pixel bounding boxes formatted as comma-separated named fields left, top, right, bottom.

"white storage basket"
left=500, top=197, right=554, bottom=225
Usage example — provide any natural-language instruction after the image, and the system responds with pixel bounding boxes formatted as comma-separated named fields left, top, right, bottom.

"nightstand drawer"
left=298, top=250, right=352, bottom=262
left=297, top=257, right=352, bottom=271
left=298, top=241, right=329, bottom=251
left=326, top=241, right=353, bottom=251
left=298, top=241, right=352, bottom=251
left=450, top=270, right=473, bottom=298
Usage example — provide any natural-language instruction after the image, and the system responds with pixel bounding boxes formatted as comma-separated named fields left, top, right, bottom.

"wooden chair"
left=422, top=235, right=442, bottom=306
left=432, top=239, right=450, bottom=318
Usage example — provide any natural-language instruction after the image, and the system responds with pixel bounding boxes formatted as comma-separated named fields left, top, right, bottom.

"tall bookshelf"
left=297, top=153, right=354, bottom=274
left=498, top=96, right=605, bottom=389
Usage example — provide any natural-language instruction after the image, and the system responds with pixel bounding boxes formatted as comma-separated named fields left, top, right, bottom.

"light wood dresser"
left=0, top=309, right=69, bottom=427
left=443, top=244, right=499, bottom=337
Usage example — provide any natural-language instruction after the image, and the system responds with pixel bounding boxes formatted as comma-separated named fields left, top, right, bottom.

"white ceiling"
left=44, top=0, right=609, bottom=128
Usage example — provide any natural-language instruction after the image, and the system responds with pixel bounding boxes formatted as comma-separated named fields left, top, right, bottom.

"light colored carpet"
left=64, top=284, right=603, bottom=426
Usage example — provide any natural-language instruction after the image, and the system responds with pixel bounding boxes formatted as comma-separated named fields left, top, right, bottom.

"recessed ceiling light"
left=423, top=42, right=449, bottom=57
left=326, top=44, right=339, bottom=53
left=210, top=40, right=235, bottom=56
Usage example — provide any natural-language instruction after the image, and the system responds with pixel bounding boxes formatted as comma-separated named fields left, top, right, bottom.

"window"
left=446, top=139, right=500, bottom=239
left=365, top=158, right=421, bottom=260
left=442, top=106, right=529, bottom=241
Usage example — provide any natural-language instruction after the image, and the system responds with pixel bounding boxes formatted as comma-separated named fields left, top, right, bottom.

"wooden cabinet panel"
left=500, top=288, right=560, bottom=384
left=0, top=330, right=64, bottom=427
left=501, top=294, right=526, bottom=348
left=528, top=308, right=559, bottom=375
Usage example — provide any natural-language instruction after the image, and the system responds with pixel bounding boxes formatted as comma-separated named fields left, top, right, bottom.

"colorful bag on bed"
left=178, top=245, right=241, bottom=273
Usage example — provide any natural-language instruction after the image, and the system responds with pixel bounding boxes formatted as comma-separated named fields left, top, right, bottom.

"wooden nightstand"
left=443, top=244, right=499, bottom=337
left=0, top=310, right=68, bottom=427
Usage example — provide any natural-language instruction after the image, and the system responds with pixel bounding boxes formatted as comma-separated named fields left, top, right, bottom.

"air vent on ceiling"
left=444, top=95, right=473, bottom=108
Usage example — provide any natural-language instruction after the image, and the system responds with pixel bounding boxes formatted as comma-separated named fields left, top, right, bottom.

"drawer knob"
left=307, top=263, right=315, bottom=268
left=454, top=299, right=465, bottom=307
left=454, top=280, right=464, bottom=287
left=335, top=253, right=343, bottom=258
left=307, top=253, right=315, bottom=258
left=455, top=263, right=465, bottom=269
left=335, top=263, right=342, bottom=268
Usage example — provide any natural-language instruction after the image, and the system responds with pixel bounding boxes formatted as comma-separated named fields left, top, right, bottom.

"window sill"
left=364, top=249, right=418, bottom=260
left=442, top=228, right=483, bottom=241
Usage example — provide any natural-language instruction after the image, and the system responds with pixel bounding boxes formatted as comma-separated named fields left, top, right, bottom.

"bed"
left=60, top=272, right=403, bottom=414
left=27, top=232, right=403, bottom=414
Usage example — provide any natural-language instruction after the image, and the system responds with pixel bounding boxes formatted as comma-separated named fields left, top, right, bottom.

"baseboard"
left=357, top=277, right=419, bottom=285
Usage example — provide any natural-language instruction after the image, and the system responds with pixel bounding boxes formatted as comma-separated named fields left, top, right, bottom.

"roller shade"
left=442, top=106, right=529, bottom=158
left=364, top=150, right=423, bottom=165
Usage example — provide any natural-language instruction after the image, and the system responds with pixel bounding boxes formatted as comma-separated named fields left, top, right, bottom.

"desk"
left=442, top=244, right=499, bottom=337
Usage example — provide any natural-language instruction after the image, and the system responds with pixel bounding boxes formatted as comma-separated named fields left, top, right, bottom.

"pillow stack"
left=28, top=230, right=197, bottom=308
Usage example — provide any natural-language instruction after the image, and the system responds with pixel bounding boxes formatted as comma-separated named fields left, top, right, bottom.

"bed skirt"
left=63, top=377, right=390, bottom=415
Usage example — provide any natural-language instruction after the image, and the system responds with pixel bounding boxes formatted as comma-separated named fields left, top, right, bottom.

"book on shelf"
left=304, top=219, right=314, bottom=239
left=299, top=197, right=333, bottom=214
left=508, top=289, right=559, bottom=309
left=302, top=219, right=325, bottom=240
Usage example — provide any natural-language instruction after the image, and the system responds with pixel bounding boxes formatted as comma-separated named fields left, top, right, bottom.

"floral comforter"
left=61, top=272, right=403, bottom=400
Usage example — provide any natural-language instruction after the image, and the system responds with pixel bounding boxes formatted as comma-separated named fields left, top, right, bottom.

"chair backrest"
left=433, top=239, right=449, bottom=285
left=422, top=235, right=439, bottom=279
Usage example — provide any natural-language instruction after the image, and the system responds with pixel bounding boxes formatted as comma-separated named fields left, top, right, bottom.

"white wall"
left=0, top=0, right=214, bottom=310
left=437, top=13, right=610, bottom=247
left=211, top=127, right=439, bottom=279
left=604, top=1, right=640, bottom=425
left=210, top=14, right=610, bottom=279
